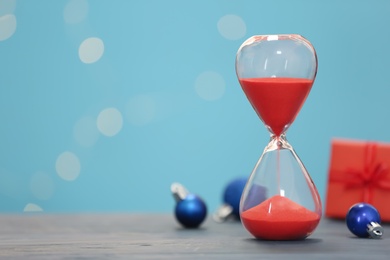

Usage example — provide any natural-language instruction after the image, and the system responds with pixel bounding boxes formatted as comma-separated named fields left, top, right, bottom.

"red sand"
left=241, top=195, right=320, bottom=240
left=239, top=78, right=312, bottom=136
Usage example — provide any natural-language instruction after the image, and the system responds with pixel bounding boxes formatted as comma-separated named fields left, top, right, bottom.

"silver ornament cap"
left=367, top=222, right=384, bottom=239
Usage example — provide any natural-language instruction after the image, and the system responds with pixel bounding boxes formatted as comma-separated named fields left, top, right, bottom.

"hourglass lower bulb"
left=236, top=35, right=322, bottom=240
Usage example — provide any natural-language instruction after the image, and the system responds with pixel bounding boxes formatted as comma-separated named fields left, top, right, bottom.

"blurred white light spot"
left=0, top=0, right=16, bottom=16
left=217, top=14, right=246, bottom=40
left=73, top=116, right=100, bottom=147
left=0, top=14, right=16, bottom=41
left=64, top=0, right=89, bottom=24
left=56, top=151, right=81, bottom=181
left=79, top=37, right=104, bottom=64
left=30, top=172, right=54, bottom=200
left=24, top=203, right=43, bottom=212
left=195, top=71, right=226, bottom=101
left=96, top=107, right=123, bottom=137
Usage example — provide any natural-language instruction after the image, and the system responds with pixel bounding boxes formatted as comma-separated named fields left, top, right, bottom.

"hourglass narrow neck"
left=264, top=134, right=292, bottom=153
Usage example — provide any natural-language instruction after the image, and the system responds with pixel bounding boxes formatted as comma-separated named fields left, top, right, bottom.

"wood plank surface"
left=0, top=214, right=388, bottom=259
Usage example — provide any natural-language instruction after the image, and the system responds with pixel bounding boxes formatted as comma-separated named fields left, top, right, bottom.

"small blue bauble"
left=241, top=184, right=267, bottom=212
left=346, top=203, right=381, bottom=238
left=223, top=177, right=247, bottom=218
left=175, top=194, right=207, bottom=228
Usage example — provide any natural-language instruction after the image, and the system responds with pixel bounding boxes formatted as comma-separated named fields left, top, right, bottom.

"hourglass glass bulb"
left=236, top=35, right=321, bottom=240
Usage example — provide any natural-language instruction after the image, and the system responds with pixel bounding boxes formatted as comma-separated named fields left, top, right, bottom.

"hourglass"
left=236, top=35, right=322, bottom=240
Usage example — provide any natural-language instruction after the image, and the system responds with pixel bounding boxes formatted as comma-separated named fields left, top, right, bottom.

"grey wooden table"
left=0, top=214, right=388, bottom=259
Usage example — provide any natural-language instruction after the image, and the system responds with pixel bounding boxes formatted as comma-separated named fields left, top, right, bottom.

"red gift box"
left=325, top=138, right=390, bottom=222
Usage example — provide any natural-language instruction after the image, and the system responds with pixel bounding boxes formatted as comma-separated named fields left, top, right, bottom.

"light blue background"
left=1, top=0, right=390, bottom=213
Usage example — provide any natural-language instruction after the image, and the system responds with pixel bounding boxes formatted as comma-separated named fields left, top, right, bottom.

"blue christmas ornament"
left=346, top=203, right=383, bottom=239
left=241, top=183, right=267, bottom=212
left=213, top=177, right=247, bottom=222
left=223, top=177, right=247, bottom=218
left=171, top=183, right=207, bottom=228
